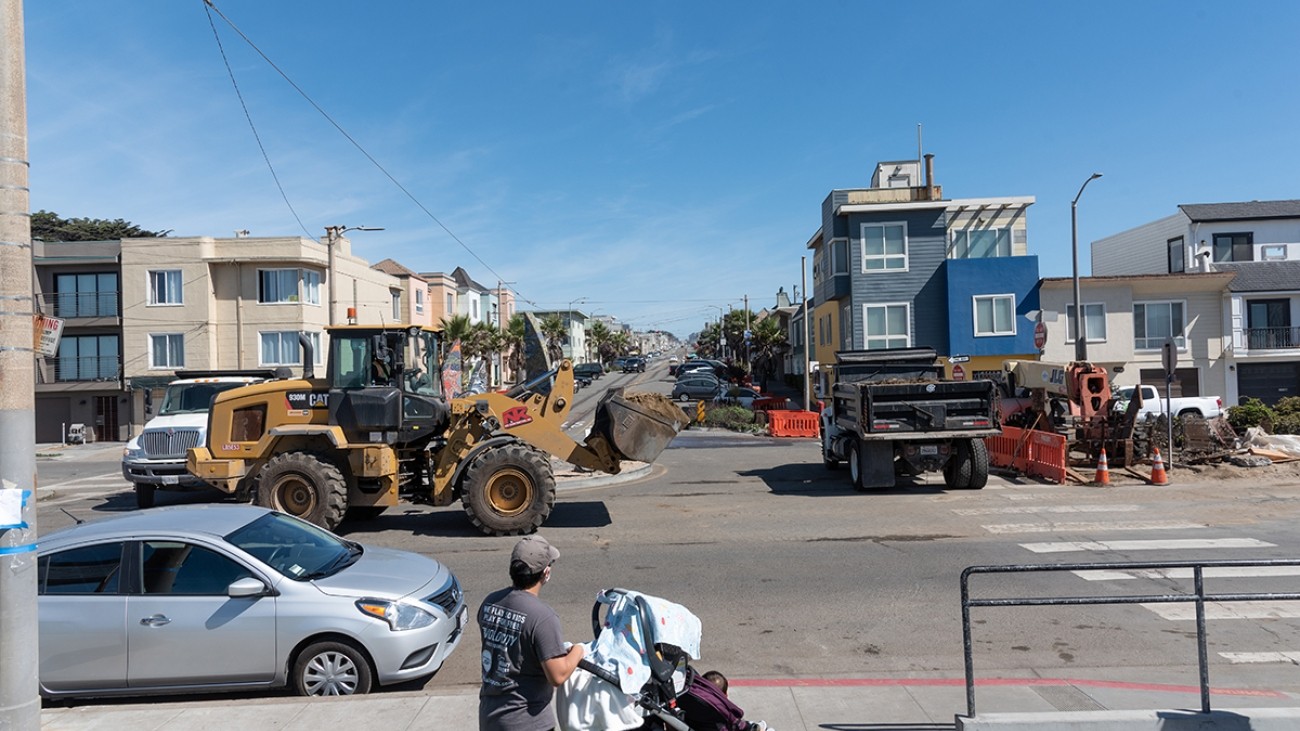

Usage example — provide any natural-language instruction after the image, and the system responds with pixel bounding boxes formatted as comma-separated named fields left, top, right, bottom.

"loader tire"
left=257, top=452, right=348, bottom=530
left=462, top=443, right=556, bottom=536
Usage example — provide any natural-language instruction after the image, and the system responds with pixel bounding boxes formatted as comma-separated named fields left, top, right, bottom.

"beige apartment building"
left=34, top=234, right=403, bottom=441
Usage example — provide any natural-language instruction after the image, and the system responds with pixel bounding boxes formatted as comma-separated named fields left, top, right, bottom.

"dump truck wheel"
left=462, top=444, right=556, bottom=536
left=134, top=483, right=156, bottom=510
left=848, top=441, right=866, bottom=491
left=948, top=440, right=988, bottom=490
left=966, top=439, right=990, bottom=489
left=257, top=452, right=347, bottom=530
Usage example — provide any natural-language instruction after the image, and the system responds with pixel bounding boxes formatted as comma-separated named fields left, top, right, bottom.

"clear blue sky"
left=23, top=1, right=1300, bottom=338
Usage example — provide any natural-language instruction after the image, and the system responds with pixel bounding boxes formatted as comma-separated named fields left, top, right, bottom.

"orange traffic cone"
left=1093, top=448, right=1111, bottom=486
left=1150, top=448, right=1169, bottom=486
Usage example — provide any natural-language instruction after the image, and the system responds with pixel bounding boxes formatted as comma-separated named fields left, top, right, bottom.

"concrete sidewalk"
left=38, top=671, right=1300, bottom=730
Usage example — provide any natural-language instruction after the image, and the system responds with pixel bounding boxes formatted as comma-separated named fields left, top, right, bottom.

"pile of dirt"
left=623, top=391, right=691, bottom=429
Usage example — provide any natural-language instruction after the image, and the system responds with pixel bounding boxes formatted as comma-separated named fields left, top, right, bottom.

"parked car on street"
left=574, top=363, right=604, bottom=380
left=622, top=357, right=646, bottom=373
left=37, top=504, right=467, bottom=700
left=1112, top=385, right=1224, bottom=419
left=714, top=386, right=764, bottom=408
left=675, top=360, right=727, bottom=380
left=672, top=375, right=723, bottom=401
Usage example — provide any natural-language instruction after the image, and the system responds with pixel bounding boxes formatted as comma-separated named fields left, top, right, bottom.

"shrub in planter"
left=1273, top=412, right=1300, bottom=436
left=1227, top=398, right=1274, bottom=433
left=704, top=405, right=756, bottom=431
left=1273, top=396, right=1300, bottom=417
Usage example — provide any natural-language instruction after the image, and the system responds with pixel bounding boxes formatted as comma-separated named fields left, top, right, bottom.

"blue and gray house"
left=806, top=155, right=1040, bottom=393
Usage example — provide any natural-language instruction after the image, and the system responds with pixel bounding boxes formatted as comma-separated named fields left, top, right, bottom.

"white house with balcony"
left=1091, top=199, right=1300, bottom=404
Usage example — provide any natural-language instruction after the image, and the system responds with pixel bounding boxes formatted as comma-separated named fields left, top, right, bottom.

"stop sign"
left=1033, top=321, right=1047, bottom=350
left=952, top=364, right=965, bottom=380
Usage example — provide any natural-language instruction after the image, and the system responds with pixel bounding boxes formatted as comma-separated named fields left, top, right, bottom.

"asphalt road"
left=34, top=360, right=1300, bottom=701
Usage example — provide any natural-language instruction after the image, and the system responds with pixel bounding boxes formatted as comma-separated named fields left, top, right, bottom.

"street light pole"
left=324, top=225, right=384, bottom=326
left=1071, top=173, right=1103, bottom=362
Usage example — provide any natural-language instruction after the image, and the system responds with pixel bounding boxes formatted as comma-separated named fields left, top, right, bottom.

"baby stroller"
left=556, top=588, right=766, bottom=731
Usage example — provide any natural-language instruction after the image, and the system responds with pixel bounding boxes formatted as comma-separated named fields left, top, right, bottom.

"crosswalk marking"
left=1019, top=538, right=1276, bottom=554
left=954, top=504, right=1141, bottom=516
left=1220, top=652, right=1300, bottom=665
left=1140, top=601, right=1300, bottom=621
left=985, top=520, right=1203, bottom=535
left=1073, top=566, right=1300, bottom=581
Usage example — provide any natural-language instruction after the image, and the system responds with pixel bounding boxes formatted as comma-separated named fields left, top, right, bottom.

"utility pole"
left=324, top=225, right=383, bottom=327
left=801, top=256, right=811, bottom=411
left=0, top=1, right=41, bottom=728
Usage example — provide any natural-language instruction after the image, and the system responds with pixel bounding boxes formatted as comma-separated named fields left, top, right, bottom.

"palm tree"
left=440, top=314, right=474, bottom=361
left=539, top=314, right=567, bottom=364
left=586, top=321, right=613, bottom=366
left=749, top=316, right=789, bottom=390
left=501, top=313, right=527, bottom=382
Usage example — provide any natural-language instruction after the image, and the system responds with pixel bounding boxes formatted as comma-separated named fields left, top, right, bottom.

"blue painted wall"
left=944, top=256, right=1041, bottom=356
left=847, top=206, right=949, bottom=351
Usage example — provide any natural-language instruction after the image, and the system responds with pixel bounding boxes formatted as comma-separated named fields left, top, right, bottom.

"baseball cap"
left=511, top=535, right=560, bottom=573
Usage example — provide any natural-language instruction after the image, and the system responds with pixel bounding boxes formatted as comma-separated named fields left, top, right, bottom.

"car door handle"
left=139, top=614, right=171, bottom=627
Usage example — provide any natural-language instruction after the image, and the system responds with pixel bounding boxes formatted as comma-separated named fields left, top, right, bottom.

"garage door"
left=1138, top=368, right=1200, bottom=398
left=1237, top=362, right=1300, bottom=405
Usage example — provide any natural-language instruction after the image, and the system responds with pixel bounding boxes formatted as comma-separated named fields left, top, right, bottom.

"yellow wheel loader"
left=187, top=317, right=687, bottom=536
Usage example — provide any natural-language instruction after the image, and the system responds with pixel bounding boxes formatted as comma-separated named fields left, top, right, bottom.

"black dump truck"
left=820, top=348, right=1001, bottom=490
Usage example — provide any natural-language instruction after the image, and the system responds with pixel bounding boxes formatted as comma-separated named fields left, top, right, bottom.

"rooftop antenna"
left=917, top=123, right=923, bottom=172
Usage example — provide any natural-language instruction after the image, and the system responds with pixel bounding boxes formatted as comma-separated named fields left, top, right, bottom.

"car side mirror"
left=228, top=577, right=270, bottom=598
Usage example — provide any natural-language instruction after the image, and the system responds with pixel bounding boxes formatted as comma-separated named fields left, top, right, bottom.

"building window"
left=1167, top=236, right=1185, bottom=273
left=840, top=303, right=851, bottom=348
left=831, top=239, right=849, bottom=275
left=258, top=269, right=320, bottom=304
left=1261, top=245, right=1287, bottom=261
left=864, top=303, right=909, bottom=350
left=861, top=223, right=908, bottom=272
left=1066, top=303, right=1107, bottom=342
left=414, top=287, right=425, bottom=314
left=260, top=331, right=321, bottom=366
left=56, top=334, right=119, bottom=381
left=1212, top=232, right=1253, bottom=263
left=973, top=295, right=1016, bottom=336
left=446, top=293, right=454, bottom=312
left=392, top=291, right=401, bottom=320
left=149, top=333, right=185, bottom=369
left=952, top=229, right=1011, bottom=259
left=148, top=270, right=182, bottom=306
left=471, top=299, right=479, bottom=319
left=1133, top=301, right=1185, bottom=350
left=55, top=272, right=118, bottom=318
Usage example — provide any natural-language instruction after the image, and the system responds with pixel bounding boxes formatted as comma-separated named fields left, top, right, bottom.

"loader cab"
left=326, top=326, right=449, bottom=440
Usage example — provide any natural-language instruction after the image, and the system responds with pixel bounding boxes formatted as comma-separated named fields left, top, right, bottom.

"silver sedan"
left=37, top=504, right=467, bottom=699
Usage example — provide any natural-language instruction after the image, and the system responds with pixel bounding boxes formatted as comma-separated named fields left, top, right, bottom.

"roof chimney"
left=923, top=154, right=936, bottom=200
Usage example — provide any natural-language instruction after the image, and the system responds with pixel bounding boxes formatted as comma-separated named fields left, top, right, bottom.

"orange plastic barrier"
left=984, top=425, right=1067, bottom=484
left=767, top=409, right=820, bottom=438
left=752, top=396, right=790, bottom=412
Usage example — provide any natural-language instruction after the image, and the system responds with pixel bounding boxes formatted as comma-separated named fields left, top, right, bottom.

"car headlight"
left=356, top=598, right=437, bottom=631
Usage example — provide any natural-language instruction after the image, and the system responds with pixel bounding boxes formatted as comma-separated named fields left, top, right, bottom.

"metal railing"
left=45, top=356, right=122, bottom=383
left=35, top=291, right=120, bottom=319
left=1244, top=325, right=1300, bottom=351
left=960, top=559, right=1300, bottom=718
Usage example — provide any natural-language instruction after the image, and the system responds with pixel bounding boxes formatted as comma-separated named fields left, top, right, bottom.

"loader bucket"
left=588, top=390, right=690, bottom=463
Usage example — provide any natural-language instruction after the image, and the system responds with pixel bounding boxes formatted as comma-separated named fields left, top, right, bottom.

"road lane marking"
left=1219, top=652, right=1300, bottom=664
left=1073, top=566, right=1300, bottom=581
left=1019, top=538, right=1275, bottom=553
left=1140, top=601, right=1300, bottom=620
left=985, top=520, right=1203, bottom=534
left=955, top=504, right=1141, bottom=516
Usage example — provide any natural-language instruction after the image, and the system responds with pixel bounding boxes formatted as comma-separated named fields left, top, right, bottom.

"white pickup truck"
left=122, top=370, right=279, bottom=509
left=1113, top=385, right=1224, bottom=419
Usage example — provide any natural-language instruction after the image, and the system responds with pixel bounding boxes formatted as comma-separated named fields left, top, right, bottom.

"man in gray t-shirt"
left=478, top=535, right=585, bottom=731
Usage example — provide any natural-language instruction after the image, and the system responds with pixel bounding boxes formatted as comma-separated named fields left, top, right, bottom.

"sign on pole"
left=952, top=364, right=966, bottom=381
left=1162, top=336, right=1178, bottom=377
left=32, top=314, right=64, bottom=357
left=1033, top=321, right=1047, bottom=351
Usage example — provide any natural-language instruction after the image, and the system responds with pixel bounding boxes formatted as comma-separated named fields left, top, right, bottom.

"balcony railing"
left=35, top=291, right=120, bottom=319
left=46, top=356, right=122, bottom=383
left=1244, top=325, right=1300, bottom=350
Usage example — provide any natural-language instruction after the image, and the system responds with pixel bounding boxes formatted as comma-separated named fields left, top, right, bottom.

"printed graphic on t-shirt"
left=480, top=602, right=527, bottom=688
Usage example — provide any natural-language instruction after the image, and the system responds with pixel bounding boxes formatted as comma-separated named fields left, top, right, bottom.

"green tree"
left=749, top=316, right=789, bottom=390
left=31, top=210, right=166, bottom=241
left=502, top=313, right=528, bottom=379
left=539, top=314, right=567, bottom=364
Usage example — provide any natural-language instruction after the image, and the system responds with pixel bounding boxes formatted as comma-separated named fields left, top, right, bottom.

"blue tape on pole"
left=0, top=543, right=37, bottom=555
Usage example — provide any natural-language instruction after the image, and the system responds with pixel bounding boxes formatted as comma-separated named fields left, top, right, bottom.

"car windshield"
left=224, top=512, right=361, bottom=580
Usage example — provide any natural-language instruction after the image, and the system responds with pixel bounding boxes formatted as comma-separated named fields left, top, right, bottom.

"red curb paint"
left=728, top=677, right=1286, bottom=698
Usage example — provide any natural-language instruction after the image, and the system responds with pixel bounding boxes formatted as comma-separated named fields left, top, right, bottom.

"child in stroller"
left=555, top=588, right=772, bottom=731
